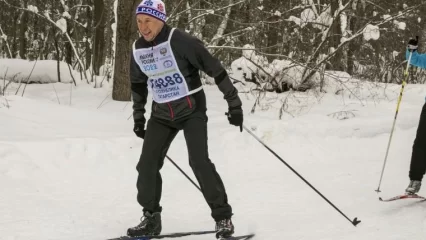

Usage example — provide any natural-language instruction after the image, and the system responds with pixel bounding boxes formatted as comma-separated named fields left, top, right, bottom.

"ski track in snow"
left=1, top=82, right=426, bottom=240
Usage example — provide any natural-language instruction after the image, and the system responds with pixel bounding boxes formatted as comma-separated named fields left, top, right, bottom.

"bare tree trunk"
left=209, top=0, right=232, bottom=47
left=18, top=0, right=28, bottom=59
left=329, top=0, right=344, bottom=71
left=104, top=0, right=115, bottom=69
left=175, top=0, right=190, bottom=30
left=86, top=4, right=93, bottom=72
left=187, top=1, right=194, bottom=34
left=112, top=0, right=139, bottom=101
left=65, top=19, right=73, bottom=65
left=93, top=0, right=107, bottom=75
left=31, top=14, right=40, bottom=61
left=347, top=0, right=362, bottom=75
left=12, top=11, right=19, bottom=58
left=59, top=0, right=73, bottom=65
left=54, top=30, right=62, bottom=83
left=420, top=4, right=426, bottom=51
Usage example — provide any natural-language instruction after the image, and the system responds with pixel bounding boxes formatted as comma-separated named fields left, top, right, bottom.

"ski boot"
left=215, top=218, right=234, bottom=239
left=406, top=180, right=421, bottom=195
left=127, top=211, right=162, bottom=237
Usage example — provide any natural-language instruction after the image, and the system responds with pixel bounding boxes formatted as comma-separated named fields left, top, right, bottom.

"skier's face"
left=136, top=14, right=164, bottom=42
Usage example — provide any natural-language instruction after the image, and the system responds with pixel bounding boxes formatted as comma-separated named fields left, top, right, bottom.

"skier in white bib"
left=127, top=0, right=243, bottom=239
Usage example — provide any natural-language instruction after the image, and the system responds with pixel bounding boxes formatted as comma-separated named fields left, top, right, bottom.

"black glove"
left=133, top=123, right=145, bottom=139
left=408, top=37, right=419, bottom=52
left=226, top=106, right=243, bottom=132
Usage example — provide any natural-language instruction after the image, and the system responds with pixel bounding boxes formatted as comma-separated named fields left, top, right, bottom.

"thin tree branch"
left=188, top=0, right=246, bottom=24
left=165, top=0, right=186, bottom=21
left=209, top=26, right=255, bottom=44
left=364, top=0, right=386, bottom=11
left=0, top=25, right=12, bottom=58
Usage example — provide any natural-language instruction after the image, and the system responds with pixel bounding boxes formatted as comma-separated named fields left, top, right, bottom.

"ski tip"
left=220, top=233, right=256, bottom=240
left=352, top=217, right=361, bottom=226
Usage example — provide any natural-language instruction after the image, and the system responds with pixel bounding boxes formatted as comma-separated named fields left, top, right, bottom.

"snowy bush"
left=229, top=45, right=321, bottom=93
left=230, top=45, right=269, bottom=81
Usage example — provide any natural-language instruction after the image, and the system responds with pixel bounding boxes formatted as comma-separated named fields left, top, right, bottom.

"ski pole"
left=237, top=122, right=360, bottom=227
left=375, top=36, right=417, bottom=193
left=166, top=155, right=202, bottom=192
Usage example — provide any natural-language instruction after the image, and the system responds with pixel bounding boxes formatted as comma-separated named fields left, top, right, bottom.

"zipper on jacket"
left=186, top=96, right=192, bottom=109
left=167, top=103, right=174, bottom=119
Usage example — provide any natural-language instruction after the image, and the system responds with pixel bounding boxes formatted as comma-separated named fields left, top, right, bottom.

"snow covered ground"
left=1, top=73, right=426, bottom=240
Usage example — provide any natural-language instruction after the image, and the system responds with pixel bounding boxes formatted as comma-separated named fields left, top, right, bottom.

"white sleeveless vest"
left=132, top=28, right=202, bottom=103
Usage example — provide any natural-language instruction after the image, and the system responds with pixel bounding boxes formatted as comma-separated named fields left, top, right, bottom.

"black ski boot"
left=215, top=218, right=234, bottom=239
left=127, top=211, right=162, bottom=237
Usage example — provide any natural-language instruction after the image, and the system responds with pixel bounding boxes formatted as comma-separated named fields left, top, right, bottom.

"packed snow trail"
left=1, top=82, right=426, bottom=240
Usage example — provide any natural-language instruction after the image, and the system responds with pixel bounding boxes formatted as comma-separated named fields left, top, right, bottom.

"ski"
left=379, top=194, right=426, bottom=202
left=107, top=230, right=216, bottom=240
left=219, top=233, right=255, bottom=240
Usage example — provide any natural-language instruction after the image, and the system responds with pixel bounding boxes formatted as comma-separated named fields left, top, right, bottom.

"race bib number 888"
left=150, top=73, right=184, bottom=89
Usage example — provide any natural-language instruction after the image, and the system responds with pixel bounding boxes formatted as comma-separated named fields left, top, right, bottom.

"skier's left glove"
left=226, top=106, right=243, bottom=132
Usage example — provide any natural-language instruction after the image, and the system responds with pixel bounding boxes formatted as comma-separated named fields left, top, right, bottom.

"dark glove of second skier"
left=133, top=123, right=145, bottom=139
left=408, top=38, right=418, bottom=52
left=227, top=106, right=243, bottom=132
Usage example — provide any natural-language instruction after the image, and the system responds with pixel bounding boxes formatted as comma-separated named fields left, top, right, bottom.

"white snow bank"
left=2, top=71, right=426, bottom=240
left=0, top=58, right=81, bottom=84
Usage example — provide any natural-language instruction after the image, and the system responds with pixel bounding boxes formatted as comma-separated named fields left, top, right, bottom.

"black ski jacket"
left=129, top=24, right=241, bottom=125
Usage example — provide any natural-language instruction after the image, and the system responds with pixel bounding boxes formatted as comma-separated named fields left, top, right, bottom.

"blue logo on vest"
left=163, top=60, right=173, bottom=68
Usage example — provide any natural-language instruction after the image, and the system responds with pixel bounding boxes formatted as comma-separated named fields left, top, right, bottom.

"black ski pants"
left=135, top=110, right=233, bottom=221
left=409, top=103, right=426, bottom=181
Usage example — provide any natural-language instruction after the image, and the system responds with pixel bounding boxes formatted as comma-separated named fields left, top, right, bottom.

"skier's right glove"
left=133, top=123, right=145, bottom=139
left=226, top=106, right=243, bottom=132
left=408, top=38, right=418, bottom=52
